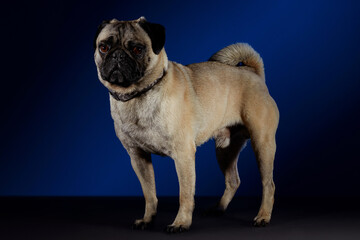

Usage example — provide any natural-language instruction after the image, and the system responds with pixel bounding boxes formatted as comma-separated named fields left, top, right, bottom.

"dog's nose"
left=112, top=49, right=126, bottom=61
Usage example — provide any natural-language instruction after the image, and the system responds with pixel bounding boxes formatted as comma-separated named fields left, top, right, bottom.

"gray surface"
left=1, top=197, right=359, bottom=240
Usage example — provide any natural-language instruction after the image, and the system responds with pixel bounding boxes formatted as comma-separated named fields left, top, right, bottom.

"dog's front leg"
left=129, top=148, right=158, bottom=230
left=166, top=143, right=196, bottom=233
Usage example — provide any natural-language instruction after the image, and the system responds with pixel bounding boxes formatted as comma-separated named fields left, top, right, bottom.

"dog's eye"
left=99, top=44, right=110, bottom=54
left=132, top=46, right=143, bottom=55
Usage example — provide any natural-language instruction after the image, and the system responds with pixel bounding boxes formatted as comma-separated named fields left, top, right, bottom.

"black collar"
left=109, top=70, right=166, bottom=102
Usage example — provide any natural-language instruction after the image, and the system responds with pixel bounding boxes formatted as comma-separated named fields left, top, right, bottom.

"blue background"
left=1, top=0, right=359, bottom=196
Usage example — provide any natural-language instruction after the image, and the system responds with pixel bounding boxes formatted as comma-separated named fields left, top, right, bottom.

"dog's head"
left=94, top=17, right=166, bottom=93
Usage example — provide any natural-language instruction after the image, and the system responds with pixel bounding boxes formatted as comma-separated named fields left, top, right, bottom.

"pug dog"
left=94, top=17, right=279, bottom=233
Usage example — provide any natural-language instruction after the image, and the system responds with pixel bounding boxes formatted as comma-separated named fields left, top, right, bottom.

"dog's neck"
left=109, top=69, right=166, bottom=102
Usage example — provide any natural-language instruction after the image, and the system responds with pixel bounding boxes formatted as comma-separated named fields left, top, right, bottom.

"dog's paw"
left=253, top=210, right=271, bottom=227
left=253, top=216, right=270, bottom=227
left=132, top=218, right=155, bottom=230
left=164, top=224, right=189, bottom=234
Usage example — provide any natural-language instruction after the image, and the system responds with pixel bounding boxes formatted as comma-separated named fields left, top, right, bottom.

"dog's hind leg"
left=243, top=98, right=279, bottom=227
left=250, top=129, right=276, bottom=227
left=210, top=125, right=249, bottom=214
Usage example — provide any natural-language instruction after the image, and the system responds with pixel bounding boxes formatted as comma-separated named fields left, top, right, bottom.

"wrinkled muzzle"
left=100, top=49, right=143, bottom=87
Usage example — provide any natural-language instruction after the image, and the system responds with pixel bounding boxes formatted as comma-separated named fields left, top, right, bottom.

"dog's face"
left=94, top=17, right=165, bottom=91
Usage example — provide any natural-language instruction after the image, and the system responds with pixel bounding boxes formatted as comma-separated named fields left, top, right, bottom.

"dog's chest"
left=111, top=97, right=172, bottom=156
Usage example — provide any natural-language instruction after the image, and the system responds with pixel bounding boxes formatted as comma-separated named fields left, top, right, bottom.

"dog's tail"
left=209, top=43, right=265, bottom=80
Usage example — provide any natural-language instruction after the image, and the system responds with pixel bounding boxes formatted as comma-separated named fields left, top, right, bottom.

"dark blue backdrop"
left=1, top=0, right=359, bottom=196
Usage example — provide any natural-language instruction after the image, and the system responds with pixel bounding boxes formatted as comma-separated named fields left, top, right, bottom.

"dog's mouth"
left=110, top=69, right=133, bottom=87
left=109, top=69, right=121, bottom=83
left=102, top=68, right=134, bottom=88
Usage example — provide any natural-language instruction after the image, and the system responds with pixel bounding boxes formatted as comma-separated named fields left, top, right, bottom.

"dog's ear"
left=138, top=18, right=165, bottom=55
left=93, top=20, right=111, bottom=50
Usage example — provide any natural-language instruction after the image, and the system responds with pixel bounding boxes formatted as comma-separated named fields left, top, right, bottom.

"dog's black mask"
left=94, top=18, right=165, bottom=88
left=100, top=48, right=145, bottom=87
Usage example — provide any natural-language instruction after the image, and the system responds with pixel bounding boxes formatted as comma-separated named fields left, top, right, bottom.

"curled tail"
left=209, top=43, right=265, bottom=80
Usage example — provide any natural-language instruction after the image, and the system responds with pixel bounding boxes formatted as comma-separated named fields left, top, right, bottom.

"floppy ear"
left=93, top=20, right=111, bottom=50
left=139, top=19, right=166, bottom=55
